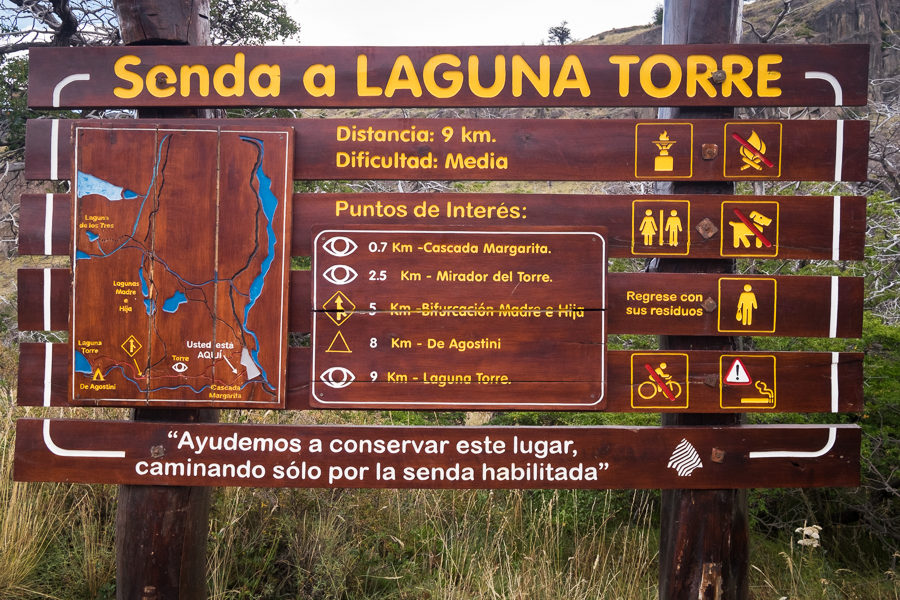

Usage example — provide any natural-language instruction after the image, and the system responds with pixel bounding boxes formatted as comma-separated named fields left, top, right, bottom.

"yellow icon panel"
left=632, top=200, right=691, bottom=256
left=719, top=354, right=776, bottom=409
left=717, top=277, right=777, bottom=333
left=723, top=122, right=783, bottom=178
left=322, top=291, right=355, bottom=326
left=121, top=334, right=142, bottom=357
left=720, top=200, right=780, bottom=258
left=630, top=352, right=689, bottom=409
left=634, top=123, right=694, bottom=179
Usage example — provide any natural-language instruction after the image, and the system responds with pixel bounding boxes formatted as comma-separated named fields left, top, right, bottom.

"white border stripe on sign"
left=50, top=119, right=59, bottom=181
left=749, top=427, right=837, bottom=459
left=43, top=268, right=51, bottom=331
left=43, top=342, right=52, bottom=408
left=831, top=196, right=841, bottom=261
left=829, top=276, right=839, bottom=338
left=44, top=193, right=53, bottom=255
left=831, top=352, right=840, bottom=413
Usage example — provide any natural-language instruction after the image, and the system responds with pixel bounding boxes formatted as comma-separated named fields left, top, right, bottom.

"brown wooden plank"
left=25, top=118, right=870, bottom=182
left=20, top=345, right=862, bottom=413
left=14, top=419, right=860, bottom=489
left=70, top=124, right=294, bottom=409
left=16, top=343, right=70, bottom=407
left=18, top=194, right=72, bottom=256
left=606, top=272, right=862, bottom=338
left=17, top=268, right=69, bottom=331
left=21, top=192, right=867, bottom=261
left=17, top=268, right=864, bottom=339
left=293, top=193, right=866, bottom=261
left=27, top=45, right=869, bottom=109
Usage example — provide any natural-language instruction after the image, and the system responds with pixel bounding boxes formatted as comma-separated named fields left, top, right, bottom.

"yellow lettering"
left=609, top=55, right=640, bottom=97
left=179, top=65, right=209, bottom=97
left=757, top=54, right=782, bottom=97
left=553, top=55, right=590, bottom=97
left=248, top=63, right=280, bottom=97
left=113, top=55, right=143, bottom=99
left=686, top=55, right=717, bottom=97
left=213, top=52, right=245, bottom=97
left=385, top=55, right=422, bottom=97
left=303, top=64, right=335, bottom=97
left=511, top=55, right=549, bottom=97
left=356, top=54, right=382, bottom=97
left=146, top=65, right=176, bottom=97
left=423, top=54, right=463, bottom=98
left=468, top=55, right=505, bottom=98
left=639, top=54, right=682, bottom=98
left=721, top=54, right=753, bottom=97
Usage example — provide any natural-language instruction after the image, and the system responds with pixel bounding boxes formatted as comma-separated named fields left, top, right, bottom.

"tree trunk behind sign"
left=657, top=1, right=749, bottom=599
left=112, top=1, right=216, bottom=598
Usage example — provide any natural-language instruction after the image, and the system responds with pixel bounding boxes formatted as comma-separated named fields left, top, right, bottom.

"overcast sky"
left=287, top=0, right=661, bottom=46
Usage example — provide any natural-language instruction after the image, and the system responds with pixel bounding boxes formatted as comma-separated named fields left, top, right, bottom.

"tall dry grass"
left=0, top=406, right=67, bottom=599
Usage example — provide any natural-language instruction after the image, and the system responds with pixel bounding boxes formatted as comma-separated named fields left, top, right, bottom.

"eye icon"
left=320, top=367, right=355, bottom=389
left=171, top=362, right=188, bottom=373
left=322, top=236, right=358, bottom=257
left=322, top=264, right=358, bottom=285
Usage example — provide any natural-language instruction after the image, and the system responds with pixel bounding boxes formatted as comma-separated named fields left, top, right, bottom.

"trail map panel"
left=310, top=229, right=606, bottom=408
left=71, top=125, right=293, bottom=408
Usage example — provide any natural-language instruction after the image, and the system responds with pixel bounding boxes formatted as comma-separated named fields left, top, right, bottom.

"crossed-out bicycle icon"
left=637, top=362, right=683, bottom=401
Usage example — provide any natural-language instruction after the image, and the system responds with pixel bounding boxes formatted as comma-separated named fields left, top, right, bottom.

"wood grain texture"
left=14, top=419, right=861, bottom=489
left=27, top=44, right=868, bottom=109
left=18, top=344, right=862, bottom=414
left=24, top=118, right=870, bottom=182
left=18, top=191, right=867, bottom=261
left=70, top=124, right=293, bottom=408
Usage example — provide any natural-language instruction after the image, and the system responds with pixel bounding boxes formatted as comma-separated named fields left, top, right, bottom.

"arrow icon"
left=222, top=355, right=238, bottom=374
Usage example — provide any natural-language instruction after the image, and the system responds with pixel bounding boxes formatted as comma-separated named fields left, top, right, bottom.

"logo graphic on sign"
left=717, top=277, right=777, bottom=333
left=667, top=438, right=703, bottom=477
left=631, top=353, right=689, bottom=409
left=720, top=354, right=777, bottom=409
left=631, top=200, right=691, bottom=256
left=723, top=122, right=783, bottom=178
left=634, top=123, right=693, bottom=179
left=721, top=200, right=780, bottom=258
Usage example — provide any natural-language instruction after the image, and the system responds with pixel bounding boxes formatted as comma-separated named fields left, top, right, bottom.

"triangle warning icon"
left=326, top=331, right=352, bottom=353
left=725, top=358, right=751, bottom=385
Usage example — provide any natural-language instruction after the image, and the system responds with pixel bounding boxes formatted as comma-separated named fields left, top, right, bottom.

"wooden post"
left=111, top=1, right=216, bottom=597
left=656, top=1, right=749, bottom=599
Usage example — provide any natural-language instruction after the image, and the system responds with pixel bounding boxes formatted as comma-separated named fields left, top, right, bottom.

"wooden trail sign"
left=17, top=343, right=863, bottom=414
left=70, top=125, right=294, bottom=408
left=14, top=419, right=860, bottom=489
left=19, top=267, right=862, bottom=342
left=25, top=117, right=870, bottom=183
left=311, top=228, right=607, bottom=408
left=27, top=44, right=869, bottom=108
left=18, top=191, right=868, bottom=261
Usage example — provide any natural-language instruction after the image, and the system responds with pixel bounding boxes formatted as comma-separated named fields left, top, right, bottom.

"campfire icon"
left=652, top=130, right=676, bottom=172
left=739, top=131, right=768, bottom=171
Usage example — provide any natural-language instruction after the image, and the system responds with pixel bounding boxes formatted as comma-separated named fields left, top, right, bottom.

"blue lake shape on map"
left=85, top=230, right=99, bottom=242
left=162, top=291, right=187, bottom=313
left=76, top=172, right=138, bottom=200
left=74, top=351, right=92, bottom=375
